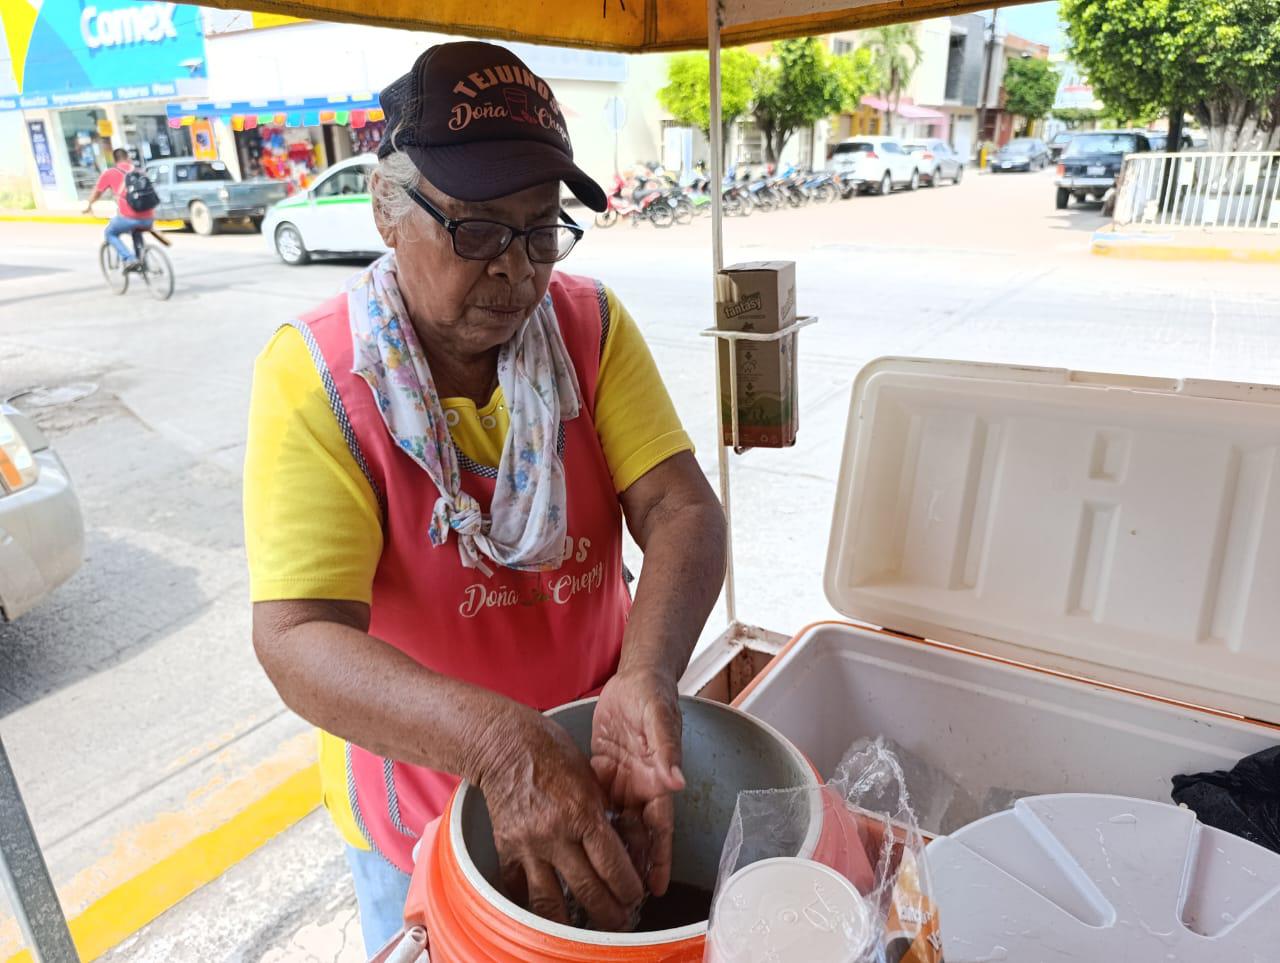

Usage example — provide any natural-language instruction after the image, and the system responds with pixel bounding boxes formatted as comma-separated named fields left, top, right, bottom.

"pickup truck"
left=144, top=157, right=289, bottom=235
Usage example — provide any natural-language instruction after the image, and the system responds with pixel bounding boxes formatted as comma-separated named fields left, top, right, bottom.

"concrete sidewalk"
left=1092, top=225, right=1280, bottom=262
left=99, top=810, right=363, bottom=963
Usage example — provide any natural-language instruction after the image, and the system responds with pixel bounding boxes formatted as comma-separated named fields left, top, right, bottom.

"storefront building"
left=0, top=0, right=210, bottom=209
left=2, top=4, right=671, bottom=207
left=181, top=13, right=666, bottom=193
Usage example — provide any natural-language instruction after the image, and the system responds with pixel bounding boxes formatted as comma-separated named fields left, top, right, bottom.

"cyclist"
left=84, top=148, right=159, bottom=273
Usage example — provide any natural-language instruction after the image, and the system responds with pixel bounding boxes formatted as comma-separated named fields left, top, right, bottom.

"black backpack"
left=124, top=168, right=160, bottom=212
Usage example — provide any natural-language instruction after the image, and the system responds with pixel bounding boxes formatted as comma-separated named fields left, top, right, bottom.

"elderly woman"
left=244, top=40, right=726, bottom=954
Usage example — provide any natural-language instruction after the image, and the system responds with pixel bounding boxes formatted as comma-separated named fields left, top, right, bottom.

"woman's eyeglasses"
left=406, top=187, right=584, bottom=264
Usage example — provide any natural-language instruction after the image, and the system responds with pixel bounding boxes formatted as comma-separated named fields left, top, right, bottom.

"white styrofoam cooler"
left=734, top=358, right=1280, bottom=955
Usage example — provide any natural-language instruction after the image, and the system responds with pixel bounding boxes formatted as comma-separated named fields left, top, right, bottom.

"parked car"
left=902, top=139, right=964, bottom=185
left=145, top=158, right=289, bottom=236
left=827, top=136, right=922, bottom=194
left=262, top=154, right=386, bottom=265
left=1055, top=130, right=1153, bottom=209
left=0, top=404, right=84, bottom=621
left=991, top=138, right=1051, bottom=172
left=1048, top=131, right=1074, bottom=161
left=1143, top=130, right=1198, bottom=152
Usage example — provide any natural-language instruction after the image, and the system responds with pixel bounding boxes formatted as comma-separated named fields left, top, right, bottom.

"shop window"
left=123, top=114, right=189, bottom=163
left=349, top=120, right=387, bottom=158
left=241, top=126, right=323, bottom=191
left=945, top=34, right=966, bottom=102
left=60, top=108, right=110, bottom=197
left=315, top=167, right=370, bottom=197
left=737, top=123, right=766, bottom=165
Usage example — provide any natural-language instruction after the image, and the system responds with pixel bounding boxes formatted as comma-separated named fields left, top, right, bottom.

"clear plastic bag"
left=705, top=737, right=944, bottom=963
left=850, top=736, right=1034, bottom=837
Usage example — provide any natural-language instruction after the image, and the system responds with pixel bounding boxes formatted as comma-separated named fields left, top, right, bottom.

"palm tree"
left=862, top=25, right=924, bottom=135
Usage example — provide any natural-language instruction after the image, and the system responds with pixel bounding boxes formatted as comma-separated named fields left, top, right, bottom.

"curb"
left=0, top=213, right=185, bottom=230
left=0, top=212, right=103, bottom=225
left=1091, top=229, right=1280, bottom=263
left=1, top=736, right=320, bottom=963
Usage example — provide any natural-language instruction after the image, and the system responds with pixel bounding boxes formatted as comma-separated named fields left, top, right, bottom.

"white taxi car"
left=1, top=404, right=84, bottom=621
left=261, top=154, right=387, bottom=265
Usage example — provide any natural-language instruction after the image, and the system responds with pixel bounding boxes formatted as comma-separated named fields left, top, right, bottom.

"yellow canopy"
left=189, top=0, right=1032, bottom=51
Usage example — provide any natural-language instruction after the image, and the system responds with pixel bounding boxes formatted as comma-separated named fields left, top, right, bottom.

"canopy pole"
left=706, top=0, right=737, bottom=625
left=0, top=736, right=79, bottom=963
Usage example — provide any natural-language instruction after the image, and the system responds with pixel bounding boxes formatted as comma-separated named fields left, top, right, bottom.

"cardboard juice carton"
left=716, top=261, right=799, bottom=449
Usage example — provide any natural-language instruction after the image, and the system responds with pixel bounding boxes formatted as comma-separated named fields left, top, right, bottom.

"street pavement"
left=1, top=167, right=1278, bottom=960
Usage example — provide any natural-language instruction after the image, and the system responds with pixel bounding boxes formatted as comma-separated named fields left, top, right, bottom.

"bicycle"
left=99, top=228, right=175, bottom=301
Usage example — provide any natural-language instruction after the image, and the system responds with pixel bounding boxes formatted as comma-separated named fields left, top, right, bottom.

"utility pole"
left=977, top=8, right=998, bottom=160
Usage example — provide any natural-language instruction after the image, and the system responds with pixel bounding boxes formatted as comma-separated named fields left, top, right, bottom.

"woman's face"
left=376, top=174, right=561, bottom=359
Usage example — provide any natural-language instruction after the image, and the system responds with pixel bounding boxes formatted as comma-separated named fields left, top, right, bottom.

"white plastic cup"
left=707, top=857, right=873, bottom=963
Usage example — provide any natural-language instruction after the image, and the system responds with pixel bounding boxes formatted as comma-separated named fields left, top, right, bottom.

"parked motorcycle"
left=594, top=174, right=679, bottom=228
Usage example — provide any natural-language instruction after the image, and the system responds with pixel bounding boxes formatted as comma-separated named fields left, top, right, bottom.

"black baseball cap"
left=378, top=41, right=607, bottom=212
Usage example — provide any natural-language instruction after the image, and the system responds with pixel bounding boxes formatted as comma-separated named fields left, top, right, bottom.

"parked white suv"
left=0, top=404, right=84, bottom=620
left=827, top=136, right=922, bottom=195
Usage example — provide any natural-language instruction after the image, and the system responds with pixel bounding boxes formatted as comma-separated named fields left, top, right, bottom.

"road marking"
left=1, top=734, right=320, bottom=962
left=1092, top=231, right=1280, bottom=263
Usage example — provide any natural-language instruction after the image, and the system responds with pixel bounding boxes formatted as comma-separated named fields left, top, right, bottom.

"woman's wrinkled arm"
left=252, top=600, right=645, bottom=929
left=590, top=451, right=726, bottom=895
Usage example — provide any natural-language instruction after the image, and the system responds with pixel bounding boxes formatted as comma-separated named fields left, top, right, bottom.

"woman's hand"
left=479, top=706, right=644, bottom=931
left=590, top=669, right=686, bottom=897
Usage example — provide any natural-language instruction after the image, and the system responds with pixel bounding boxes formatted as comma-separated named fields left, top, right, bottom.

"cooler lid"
left=825, top=358, right=1280, bottom=723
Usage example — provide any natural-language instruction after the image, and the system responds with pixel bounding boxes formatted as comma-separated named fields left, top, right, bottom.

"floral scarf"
left=348, top=252, right=580, bottom=576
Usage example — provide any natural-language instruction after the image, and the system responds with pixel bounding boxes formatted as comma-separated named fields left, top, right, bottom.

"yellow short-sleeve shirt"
left=243, top=285, right=692, bottom=848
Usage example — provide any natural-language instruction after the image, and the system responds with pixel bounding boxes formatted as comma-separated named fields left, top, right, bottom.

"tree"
left=1062, top=0, right=1280, bottom=152
left=751, top=38, right=877, bottom=164
left=861, top=25, right=924, bottom=134
left=1053, top=105, right=1154, bottom=128
left=1003, top=57, right=1059, bottom=133
left=1051, top=106, right=1105, bottom=127
left=659, top=49, right=760, bottom=166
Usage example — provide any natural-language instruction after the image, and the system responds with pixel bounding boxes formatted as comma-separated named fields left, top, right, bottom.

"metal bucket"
left=443, top=695, right=822, bottom=954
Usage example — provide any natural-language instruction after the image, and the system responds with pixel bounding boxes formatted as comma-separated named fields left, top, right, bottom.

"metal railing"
left=1112, top=151, right=1280, bottom=231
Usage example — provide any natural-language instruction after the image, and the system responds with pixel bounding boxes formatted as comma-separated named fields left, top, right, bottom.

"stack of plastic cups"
left=706, top=857, right=874, bottom=963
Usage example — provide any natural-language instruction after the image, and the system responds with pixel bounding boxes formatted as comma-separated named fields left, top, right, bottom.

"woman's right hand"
left=478, top=707, right=644, bottom=931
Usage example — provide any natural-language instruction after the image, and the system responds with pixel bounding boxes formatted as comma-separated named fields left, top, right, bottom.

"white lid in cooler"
left=825, top=358, right=1280, bottom=722
left=708, top=857, right=872, bottom=962
left=926, top=794, right=1280, bottom=961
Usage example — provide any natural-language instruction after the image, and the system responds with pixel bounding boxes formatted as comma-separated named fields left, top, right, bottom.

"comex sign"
left=81, top=2, right=180, bottom=49
left=0, top=0, right=206, bottom=111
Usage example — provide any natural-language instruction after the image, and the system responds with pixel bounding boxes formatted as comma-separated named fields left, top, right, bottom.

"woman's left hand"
left=590, top=668, right=686, bottom=897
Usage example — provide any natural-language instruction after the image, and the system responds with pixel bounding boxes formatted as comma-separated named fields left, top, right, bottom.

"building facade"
left=1, top=0, right=209, bottom=209
left=823, top=17, right=989, bottom=160
left=933, top=14, right=986, bottom=160
left=1, top=4, right=670, bottom=209
left=2, top=4, right=1062, bottom=207
left=190, top=14, right=670, bottom=192
left=980, top=32, right=1052, bottom=147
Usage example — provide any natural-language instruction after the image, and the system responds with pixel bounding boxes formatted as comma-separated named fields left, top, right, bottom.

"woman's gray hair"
left=372, top=150, right=421, bottom=233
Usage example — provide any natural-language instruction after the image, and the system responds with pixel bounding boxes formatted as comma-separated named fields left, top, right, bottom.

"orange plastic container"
left=405, top=696, right=824, bottom=962
left=421, top=793, right=705, bottom=963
